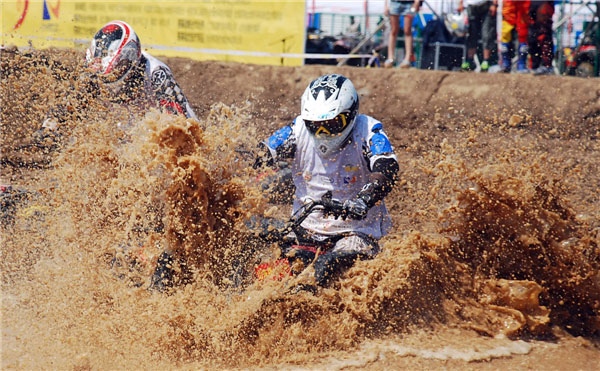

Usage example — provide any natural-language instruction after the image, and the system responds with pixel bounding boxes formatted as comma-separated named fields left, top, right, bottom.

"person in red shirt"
left=501, top=0, right=532, bottom=73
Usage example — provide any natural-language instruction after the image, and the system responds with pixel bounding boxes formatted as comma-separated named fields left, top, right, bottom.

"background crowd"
left=387, top=0, right=562, bottom=75
left=307, top=0, right=600, bottom=77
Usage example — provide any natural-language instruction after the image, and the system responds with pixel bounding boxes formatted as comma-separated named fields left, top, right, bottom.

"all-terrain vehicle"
left=564, top=5, right=600, bottom=77
left=232, top=191, right=352, bottom=291
left=111, top=191, right=352, bottom=293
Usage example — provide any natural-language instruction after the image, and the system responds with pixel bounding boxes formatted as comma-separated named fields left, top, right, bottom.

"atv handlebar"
left=259, top=191, right=343, bottom=242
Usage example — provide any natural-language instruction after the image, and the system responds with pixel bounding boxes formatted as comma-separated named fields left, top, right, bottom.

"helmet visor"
left=86, top=24, right=125, bottom=77
left=91, top=25, right=123, bottom=57
left=304, top=113, right=348, bottom=137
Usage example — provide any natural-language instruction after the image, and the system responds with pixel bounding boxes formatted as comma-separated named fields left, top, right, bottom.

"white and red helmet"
left=86, top=20, right=142, bottom=84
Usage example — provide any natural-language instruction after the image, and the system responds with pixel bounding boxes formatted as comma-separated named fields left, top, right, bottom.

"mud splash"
left=443, top=165, right=600, bottom=337
left=1, top=50, right=599, bottom=369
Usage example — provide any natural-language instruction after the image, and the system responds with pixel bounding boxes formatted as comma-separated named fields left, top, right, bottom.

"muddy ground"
left=1, top=48, right=599, bottom=369
left=164, top=55, right=600, bottom=226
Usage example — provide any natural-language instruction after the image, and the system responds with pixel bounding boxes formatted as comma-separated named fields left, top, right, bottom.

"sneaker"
left=533, top=66, right=553, bottom=75
left=384, top=59, right=394, bottom=68
left=461, top=60, right=475, bottom=71
left=398, top=59, right=411, bottom=69
left=480, top=60, right=490, bottom=72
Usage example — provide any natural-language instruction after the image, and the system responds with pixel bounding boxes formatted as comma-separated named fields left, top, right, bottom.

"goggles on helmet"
left=304, top=113, right=349, bottom=137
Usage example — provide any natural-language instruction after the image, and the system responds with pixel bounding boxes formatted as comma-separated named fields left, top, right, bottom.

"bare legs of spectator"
left=401, top=14, right=415, bottom=68
left=385, top=14, right=400, bottom=68
left=385, top=13, right=414, bottom=68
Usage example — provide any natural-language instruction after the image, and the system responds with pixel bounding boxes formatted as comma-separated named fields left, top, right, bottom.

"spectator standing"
left=384, top=0, right=421, bottom=68
left=501, top=0, right=532, bottom=73
left=346, top=15, right=362, bottom=35
left=528, top=1, right=556, bottom=75
left=458, top=0, right=499, bottom=72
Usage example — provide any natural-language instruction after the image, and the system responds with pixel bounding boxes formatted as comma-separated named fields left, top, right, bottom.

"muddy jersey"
left=264, top=114, right=397, bottom=238
left=141, top=52, right=197, bottom=120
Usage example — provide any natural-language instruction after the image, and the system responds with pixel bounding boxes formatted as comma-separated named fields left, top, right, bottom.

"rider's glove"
left=322, top=191, right=369, bottom=220
left=342, top=197, right=369, bottom=220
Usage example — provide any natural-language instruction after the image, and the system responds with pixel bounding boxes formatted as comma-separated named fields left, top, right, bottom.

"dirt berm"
left=165, top=57, right=600, bottom=138
left=1, top=49, right=599, bottom=370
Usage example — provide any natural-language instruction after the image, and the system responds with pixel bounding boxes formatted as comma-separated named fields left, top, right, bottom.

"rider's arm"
left=363, top=121, right=399, bottom=202
left=342, top=122, right=399, bottom=219
left=150, top=65, right=198, bottom=120
left=253, top=121, right=297, bottom=169
left=352, top=157, right=399, bottom=209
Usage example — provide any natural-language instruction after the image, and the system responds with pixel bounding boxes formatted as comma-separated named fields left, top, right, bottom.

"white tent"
left=309, top=0, right=384, bottom=15
left=308, top=0, right=449, bottom=16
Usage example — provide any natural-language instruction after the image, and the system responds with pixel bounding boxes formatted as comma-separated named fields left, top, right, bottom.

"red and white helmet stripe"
left=86, top=20, right=141, bottom=81
left=103, top=20, right=133, bottom=75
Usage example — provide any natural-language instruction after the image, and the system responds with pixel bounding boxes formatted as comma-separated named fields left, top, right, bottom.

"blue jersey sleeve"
left=365, top=120, right=398, bottom=172
left=266, top=125, right=293, bottom=151
left=263, top=120, right=297, bottom=161
left=367, top=122, right=394, bottom=155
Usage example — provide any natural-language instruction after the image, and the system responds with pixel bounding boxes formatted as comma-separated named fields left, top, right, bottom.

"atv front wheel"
left=576, top=61, right=595, bottom=77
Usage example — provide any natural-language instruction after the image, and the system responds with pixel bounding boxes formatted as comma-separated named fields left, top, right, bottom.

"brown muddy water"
left=1, top=48, right=599, bottom=369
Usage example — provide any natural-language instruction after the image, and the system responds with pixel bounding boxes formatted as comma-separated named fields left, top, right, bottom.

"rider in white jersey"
left=149, top=74, right=400, bottom=292
left=253, top=74, right=400, bottom=288
left=279, top=113, right=393, bottom=239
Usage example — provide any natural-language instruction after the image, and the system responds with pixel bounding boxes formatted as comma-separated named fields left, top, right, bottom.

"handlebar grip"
left=320, top=191, right=344, bottom=212
left=322, top=198, right=343, bottom=211
left=252, top=192, right=347, bottom=244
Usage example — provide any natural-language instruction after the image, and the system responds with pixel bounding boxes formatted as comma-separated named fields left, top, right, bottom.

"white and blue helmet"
left=301, top=74, right=359, bottom=156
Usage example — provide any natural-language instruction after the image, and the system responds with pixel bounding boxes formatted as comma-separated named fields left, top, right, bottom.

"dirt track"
left=165, top=56, right=600, bottom=223
left=165, top=56, right=600, bottom=135
left=1, top=50, right=599, bottom=369
left=166, top=57, right=600, bottom=223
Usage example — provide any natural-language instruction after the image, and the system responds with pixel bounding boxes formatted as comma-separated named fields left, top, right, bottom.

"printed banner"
left=1, top=0, right=306, bottom=66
